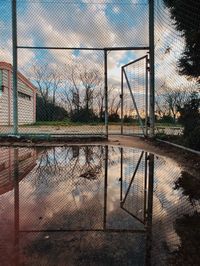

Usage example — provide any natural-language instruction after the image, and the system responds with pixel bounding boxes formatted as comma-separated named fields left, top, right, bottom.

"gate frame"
left=11, top=0, right=155, bottom=140
left=121, top=55, right=149, bottom=137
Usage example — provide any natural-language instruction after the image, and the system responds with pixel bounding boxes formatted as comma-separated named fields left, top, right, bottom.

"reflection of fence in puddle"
left=1, top=146, right=153, bottom=265
left=0, top=145, right=199, bottom=265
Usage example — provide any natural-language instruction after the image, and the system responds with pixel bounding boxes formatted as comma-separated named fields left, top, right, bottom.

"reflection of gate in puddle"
left=119, top=149, right=154, bottom=265
left=10, top=146, right=154, bottom=265
left=120, top=150, right=154, bottom=227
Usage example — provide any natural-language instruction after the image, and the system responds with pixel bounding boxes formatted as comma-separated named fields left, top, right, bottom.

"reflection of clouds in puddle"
left=152, top=156, right=200, bottom=256
left=0, top=191, right=14, bottom=225
left=153, top=157, right=182, bottom=251
left=16, top=146, right=147, bottom=231
left=19, top=177, right=104, bottom=230
left=0, top=145, right=199, bottom=265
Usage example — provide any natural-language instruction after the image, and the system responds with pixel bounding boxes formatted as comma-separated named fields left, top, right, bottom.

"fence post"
left=146, top=153, right=154, bottom=265
left=14, top=148, right=19, bottom=264
left=121, top=67, right=124, bottom=135
left=104, top=49, right=108, bottom=137
left=120, top=147, right=123, bottom=201
left=12, top=0, right=18, bottom=135
left=103, top=146, right=108, bottom=229
left=149, top=0, right=155, bottom=137
left=145, top=55, right=149, bottom=137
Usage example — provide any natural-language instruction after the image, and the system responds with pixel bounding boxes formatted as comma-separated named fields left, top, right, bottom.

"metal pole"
left=144, top=152, right=148, bottom=222
left=104, top=50, right=108, bottom=137
left=146, top=153, right=154, bottom=265
left=12, top=0, right=18, bottom=135
left=145, top=55, right=149, bottom=137
left=122, top=55, right=148, bottom=68
left=120, top=147, right=123, bottom=202
left=149, top=0, right=155, bottom=137
left=13, top=148, right=19, bottom=265
left=17, top=46, right=150, bottom=51
left=120, top=68, right=124, bottom=135
left=103, top=146, right=108, bottom=230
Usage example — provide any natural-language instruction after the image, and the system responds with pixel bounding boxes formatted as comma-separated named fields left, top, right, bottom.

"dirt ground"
left=0, top=124, right=182, bottom=135
left=0, top=124, right=127, bottom=135
left=0, top=135, right=199, bottom=178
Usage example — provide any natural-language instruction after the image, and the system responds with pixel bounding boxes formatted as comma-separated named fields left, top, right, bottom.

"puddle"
left=0, top=145, right=199, bottom=265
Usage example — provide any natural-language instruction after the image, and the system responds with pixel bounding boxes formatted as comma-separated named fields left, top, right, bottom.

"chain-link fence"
left=0, top=0, right=199, bottom=144
left=0, top=0, right=150, bottom=139
left=0, top=145, right=199, bottom=265
left=154, top=0, right=200, bottom=150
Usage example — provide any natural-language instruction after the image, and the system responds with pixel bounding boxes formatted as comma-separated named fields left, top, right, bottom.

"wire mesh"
left=0, top=145, right=200, bottom=265
left=151, top=155, right=200, bottom=265
left=121, top=149, right=146, bottom=224
left=17, top=231, right=146, bottom=266
left=154, top=0, right=200, bottom=150
left=16, top=0, right=149, bottom=49
left=122, top=56, right=148, bottom=136
left=0, top=0, right=199, bottom=145
left=18, top=49, right=106, bottom=136
left=0, top=0, right=150, bottom=138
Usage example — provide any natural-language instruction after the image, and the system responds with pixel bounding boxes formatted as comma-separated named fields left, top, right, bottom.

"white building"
left=0, top=62, right=37, bottom=125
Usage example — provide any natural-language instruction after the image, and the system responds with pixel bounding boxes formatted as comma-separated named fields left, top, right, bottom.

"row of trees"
left=155, top=87, right=194, bottom=123
left=155, top=90, right=200, bottom=150
left=32, top=63, right=128, bottom=123
left=33, top=62, right=198, bottom=126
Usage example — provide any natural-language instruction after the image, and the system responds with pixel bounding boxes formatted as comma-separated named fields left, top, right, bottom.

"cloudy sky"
left=0, top=0, right=195, bottom=107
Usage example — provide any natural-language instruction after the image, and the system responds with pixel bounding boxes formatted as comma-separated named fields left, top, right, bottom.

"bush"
left=108, top=113, right=120, bottom=122
left=178, top=93, right=200, bottom=137
left=36, top=96, right=68, bottom=121
left=70, top=108, right=98, bottom=123
left=123, top=115, right=134, bottom=123
left=186, top=126, right=200, bottom=151
left=158, top=115, right=174, bottom=124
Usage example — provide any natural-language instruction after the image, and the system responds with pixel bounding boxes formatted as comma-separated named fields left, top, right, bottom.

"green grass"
left=22, top=120, right=183, bottom=128
left=23, top=120, right=105, bottom=127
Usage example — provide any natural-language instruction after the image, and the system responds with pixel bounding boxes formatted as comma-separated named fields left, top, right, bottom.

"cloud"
left=112, top=6, right=120, bottom=14
left=0, top=0, right=196, bottom=99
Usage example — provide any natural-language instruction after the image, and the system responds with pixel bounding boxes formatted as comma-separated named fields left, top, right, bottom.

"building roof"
left=0, top=61, right=37, bottom=93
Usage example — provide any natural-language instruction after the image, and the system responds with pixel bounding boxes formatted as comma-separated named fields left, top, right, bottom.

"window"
left=18, top=91, right=31, bottom=101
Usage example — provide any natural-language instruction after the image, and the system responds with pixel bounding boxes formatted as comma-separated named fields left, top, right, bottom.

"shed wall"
left=0, top=66, right=36, bottom=125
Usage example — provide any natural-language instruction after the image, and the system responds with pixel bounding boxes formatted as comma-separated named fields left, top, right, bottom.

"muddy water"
left=0, top=145, right=199, bottom=266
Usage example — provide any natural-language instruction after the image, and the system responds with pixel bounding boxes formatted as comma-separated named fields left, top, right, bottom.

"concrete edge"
left=157, top=138, right=200, bottom=156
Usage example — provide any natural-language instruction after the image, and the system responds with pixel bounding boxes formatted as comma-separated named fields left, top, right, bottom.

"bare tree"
left=80, top=67, right=102, bottom=111
left=156, top=85, right=188, bottom=122
left=63, top=63, right=103, bottom=119
left=32, top=64, right=62, bottom=104
left=31, top=64, right=63, bottom=120
left=108, top=86, right=121, bottom=116
left=63, top=65, right=81, bottom=113
left=96, top=84, right=105, bottom=121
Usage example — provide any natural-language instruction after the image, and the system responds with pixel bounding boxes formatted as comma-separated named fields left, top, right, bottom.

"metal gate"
left=121, top=55, right=149, bottom=137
